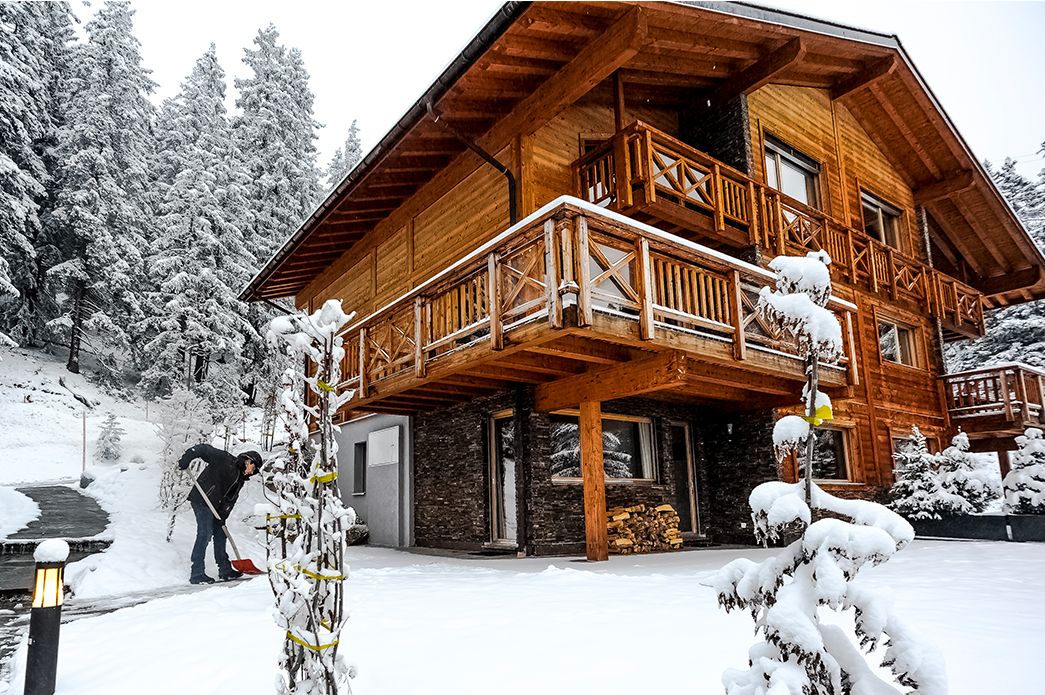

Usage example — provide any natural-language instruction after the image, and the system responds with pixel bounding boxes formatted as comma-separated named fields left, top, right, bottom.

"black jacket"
left=179, top=444, right=247, bottom=521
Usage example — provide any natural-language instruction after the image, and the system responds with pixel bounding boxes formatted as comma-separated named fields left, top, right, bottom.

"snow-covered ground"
left=0, top=488, right=39, bottom=539
left=3, top=542, right=1044, bottom=695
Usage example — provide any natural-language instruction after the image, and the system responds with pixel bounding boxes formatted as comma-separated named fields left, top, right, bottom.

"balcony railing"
left=942, top=364, right=1045, bottom=430
left=338, top=199, right=858, bottom=407
left=572, top=121, right=985, bottom=337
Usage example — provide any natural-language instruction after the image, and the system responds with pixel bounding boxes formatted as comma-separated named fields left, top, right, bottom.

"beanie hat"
left=238, top=450, right=263, bottom=475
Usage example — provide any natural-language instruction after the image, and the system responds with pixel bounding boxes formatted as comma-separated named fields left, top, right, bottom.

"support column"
left=579, top=400, right=608, bottom=561
left=998, top=450, right=1012, bottom=479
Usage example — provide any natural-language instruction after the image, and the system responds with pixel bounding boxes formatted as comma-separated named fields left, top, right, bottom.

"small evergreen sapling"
left=889, top=427, right=965, bottom=519
left=95, top=412, right=124, bottom=462
left=1004, top=427, right=1045, bottom=514
left=938, top=430, right=999, bottom=513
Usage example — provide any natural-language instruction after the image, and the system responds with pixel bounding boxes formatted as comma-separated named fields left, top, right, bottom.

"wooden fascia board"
left=534, top=350, right=688, bottom=413
left=979, top=266, right=1043, bottom=297
left=830, top=55, right=897, bottom=100
left=706, top=36, right=805, bottom=106
left=913, top=170, right=975, bottom=206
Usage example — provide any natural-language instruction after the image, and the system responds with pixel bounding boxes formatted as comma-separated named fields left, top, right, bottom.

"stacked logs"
left=606, top=503, right=684, bottom=554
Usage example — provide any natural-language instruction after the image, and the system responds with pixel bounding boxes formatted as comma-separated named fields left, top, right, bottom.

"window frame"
left=860, top=189, right=903, bottom=249
left=810, top=426, right=851, bottom=483
left=549, top=410, right=658, bottom=484
left=876, top=314, right=922, bottom=369
left=762, top=133, right=822, bottom=210
left=352, top=441, right=367, bottom=496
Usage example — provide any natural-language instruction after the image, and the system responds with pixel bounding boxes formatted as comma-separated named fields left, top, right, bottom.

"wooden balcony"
left=337, top=199, right=859, bottom=418
left=572, top=121, right=985, bottom=339
left=942, top=364, right=1045, bottom=451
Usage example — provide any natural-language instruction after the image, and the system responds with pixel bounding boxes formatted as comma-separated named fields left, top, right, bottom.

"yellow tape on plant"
left=802, top=404, right=834, bottom=426
left=310, top=471, right=338, bottom=484
left=286, top=631, right=339, bottom=652
left=316, top=379, right=335, bottom=392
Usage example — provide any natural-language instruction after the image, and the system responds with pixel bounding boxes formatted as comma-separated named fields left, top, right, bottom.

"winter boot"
left=190, top=574, right=216, bottom=585
left=219, top=569, right=243, bottom=581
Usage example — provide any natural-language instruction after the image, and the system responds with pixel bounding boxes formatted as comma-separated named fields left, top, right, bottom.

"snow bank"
left=0, top=486, right=40, bottom=539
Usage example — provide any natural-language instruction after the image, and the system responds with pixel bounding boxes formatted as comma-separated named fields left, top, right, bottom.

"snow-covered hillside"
left=0, top=348, right=268, bottom=596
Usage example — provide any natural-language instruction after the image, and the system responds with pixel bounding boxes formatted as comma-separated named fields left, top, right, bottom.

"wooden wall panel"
left=374, top=225, right=410, bottom=309
left=315, top=253, right=374, bottom=318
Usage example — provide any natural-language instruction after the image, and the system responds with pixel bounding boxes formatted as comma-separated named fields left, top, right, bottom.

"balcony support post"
left=844, top=311, right=859, bottom=386
left=579, top=399, right=609, bottom=562
left=414, top=297, right=426, bottom=377
left=1001, top=369, right=1013, bottom=422
left=487, top=252, right=503, bottom=351
left=614, top=133, right=633, bottom=209
left=730, top=270, right=747, bottom=361
left=1016, top=368, right=1029, bottom=422
left=637, top=237, right=654, bottom=340
left=575, top=215, right=593, bottom=326
left=544, top=219, right=563, bottom=328
left=358, top=327, right=368, bottom=398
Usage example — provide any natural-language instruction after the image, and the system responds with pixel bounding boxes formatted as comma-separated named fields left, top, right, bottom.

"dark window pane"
left=353, top=441, right=367, bottom=494
left=878, top=321, right=899, bottom=362
left=549, top=415, right=650, bottom=479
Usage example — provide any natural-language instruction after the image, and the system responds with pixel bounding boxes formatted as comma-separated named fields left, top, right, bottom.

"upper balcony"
left=337, top=198, right=858, bottom=418
left=941, top=364, right=1045, bottom=451
left=572, top=121, right=985, bottom=339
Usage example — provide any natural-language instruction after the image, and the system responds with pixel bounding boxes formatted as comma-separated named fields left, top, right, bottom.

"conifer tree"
left=45, top=0, right=156, bottom=377
left=938, top=429, right=999, bottom=513
left=95, top=412, right=125, bottom=462
left=325, top=120, right=362, bottom=190
left=1004, top=427, right=1045, bottom=514
left=549, top=420, right=632, bottom=478
left=889, top=426, right=965, bottom=519
left=0, top=2, right=76, bottom=346
left=136, top=46, right=256, bottom=406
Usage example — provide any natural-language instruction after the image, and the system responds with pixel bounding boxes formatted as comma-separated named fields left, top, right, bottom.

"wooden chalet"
left=242, top=1, right=1045, bottom=560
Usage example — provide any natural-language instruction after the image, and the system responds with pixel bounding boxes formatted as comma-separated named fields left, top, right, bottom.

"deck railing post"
left=414, top=297, right=426, bottom=377
left=1016, top=368, right=1029, bottom=421
left=487, top=252, right=503, bottom=350
left=358, top=327, right=368, bottom=398
left=575, top=215, right=593, bottom=326
left=886, top=246, right=898, bottom=300
left=712, top=163, right=726, bottom=233
left=730, top=270, right=746, bottom=360
left=1001, top=368, right=1013, bottom=421
left=544, top=219, right=563, bottom=328
left=774, top=194, right=786, bottom=256
left=1037, top=374, right=1045, bottom=423
left=746, top=181, right=759, bottom=246
left=844, top=311, right=859, bottom=386
left=614, top=133, right=632, bottom=209
left=637, top=237, right=654, bottom=340
left=643, top=129, right=656, bottom=205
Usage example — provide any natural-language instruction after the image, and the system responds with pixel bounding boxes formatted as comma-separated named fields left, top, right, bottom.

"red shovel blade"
left=232, top=558, right=266, bottom=575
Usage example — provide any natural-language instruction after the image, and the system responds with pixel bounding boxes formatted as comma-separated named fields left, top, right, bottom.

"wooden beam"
left=913, top=170, right=975, bottom=206
left=706, top=37, right=805, bottom=106
left=527, top=336, right=639, bottom=365
left=613, top=70, right=626, bottom=131
left=867, top=82, right=942, bottom=179
left=579, top=399, right=609, bottom=562
left=979, top=266, right=1042, bottom=296
left=830, top=55, right=897, bottom=100
left=534, top=351, right=688, bottom=412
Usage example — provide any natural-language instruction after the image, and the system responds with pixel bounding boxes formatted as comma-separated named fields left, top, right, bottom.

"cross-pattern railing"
left=572, top=120, right=985, bottom=337
left=337, top=200, right=858, bottom=403
left=942, top=364, right=1045, bottom=426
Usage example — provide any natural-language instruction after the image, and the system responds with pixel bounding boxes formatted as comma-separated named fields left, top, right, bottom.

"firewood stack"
left=606, top=503, right=684, bottom=554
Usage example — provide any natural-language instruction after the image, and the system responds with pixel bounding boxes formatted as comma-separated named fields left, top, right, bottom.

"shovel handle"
left=191, top=477, right=245, bottom=562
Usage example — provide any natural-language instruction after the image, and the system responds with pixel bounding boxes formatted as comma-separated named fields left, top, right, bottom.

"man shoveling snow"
left=178, top=444, right=263, bottom=584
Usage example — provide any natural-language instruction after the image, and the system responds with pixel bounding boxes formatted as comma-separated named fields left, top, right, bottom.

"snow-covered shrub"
left=938, top=430, right=999, bottom=513
left=266, top=299, right=357, bottom=695
left=156, top=389, right=211, bottom=511
left=1004, top=427, right=1045, bottom=514
left=94, top=412, right=124, bottom=461
left=712, top=482, right=946, bottom=695
left=889, top=426, right=965, bottom=520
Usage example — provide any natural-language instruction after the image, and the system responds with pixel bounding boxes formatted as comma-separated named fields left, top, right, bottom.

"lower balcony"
left=942, top=364, right=1045, bottom=452
left=337, top=198, right=858, bottom=419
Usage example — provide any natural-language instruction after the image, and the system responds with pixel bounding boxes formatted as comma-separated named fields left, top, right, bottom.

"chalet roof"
left=242, top=0, right=1045, bottom=308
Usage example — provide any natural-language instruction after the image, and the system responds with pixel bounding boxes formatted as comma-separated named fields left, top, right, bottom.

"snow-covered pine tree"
left=938, top=429, right=999, bottom=513
left=549, top=420, right=632, bottom=478
left=95, top=412, right=125, bottom=462
left=45, top=1, right=156, bottom=377
left=232, top=24, right=322, bottom=400
left=889, top=426, right=966, bottom=519
left=0, top=2, right=76, bottom=347
left=266, top=300, right=357, bottom=695
left=136, top=46, right=257, bottom=407
left=325, top=120, right=362, bottom=190
left=947, top=157, right=1045, bottom=371
left=1004, top=427, right=1045, bottom=514
left=712, top=254, right=946, bottom=695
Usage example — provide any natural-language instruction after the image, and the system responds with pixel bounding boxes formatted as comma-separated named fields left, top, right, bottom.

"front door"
left=490, top=413, right=517, bottom=545
left=669, top=422, right=699, bottom=533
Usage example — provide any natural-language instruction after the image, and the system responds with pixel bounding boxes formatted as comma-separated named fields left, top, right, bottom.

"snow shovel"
left=191, top=478, right=265, bottom=575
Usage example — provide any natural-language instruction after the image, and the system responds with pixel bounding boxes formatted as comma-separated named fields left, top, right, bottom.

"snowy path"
left=2, top=542, right=1044, bottom=695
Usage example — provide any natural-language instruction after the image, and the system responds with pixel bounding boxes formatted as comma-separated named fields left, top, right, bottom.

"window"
left=810, top=428, right=849, bottom=481
left=764, top=136, right=820, bottom=208
left=862, top=192, right=901, bottom=247
left=352, top=441, right=367, bottom=495
left=878, top=319, right=918, bottom=367
left=549, top=414, right=656, bottom=480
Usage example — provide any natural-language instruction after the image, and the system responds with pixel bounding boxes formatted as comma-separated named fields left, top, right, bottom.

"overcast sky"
left=106, top=1, right=1045, bottom=178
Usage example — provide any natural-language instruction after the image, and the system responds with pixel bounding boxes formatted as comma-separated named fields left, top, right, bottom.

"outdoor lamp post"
left=24, top=539, right=69, bottom=695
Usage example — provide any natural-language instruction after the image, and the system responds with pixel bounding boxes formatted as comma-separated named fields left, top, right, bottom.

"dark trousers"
left=190, top=500, right=231, bottom=578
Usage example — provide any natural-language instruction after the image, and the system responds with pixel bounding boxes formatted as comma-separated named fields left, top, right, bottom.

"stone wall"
left=679, top=94, right=753, bottom=176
